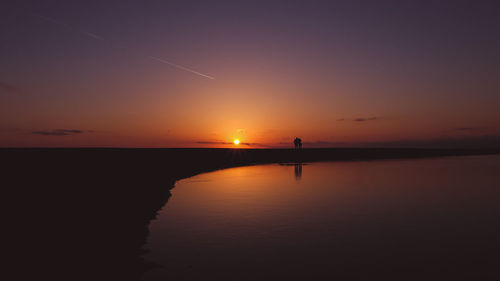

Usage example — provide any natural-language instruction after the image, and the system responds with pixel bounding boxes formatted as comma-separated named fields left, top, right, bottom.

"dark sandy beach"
left=4, top=148, right=500, bottom=280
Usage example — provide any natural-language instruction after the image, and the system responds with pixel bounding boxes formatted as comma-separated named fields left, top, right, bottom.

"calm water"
left=143, top=155, right=500, bottom=280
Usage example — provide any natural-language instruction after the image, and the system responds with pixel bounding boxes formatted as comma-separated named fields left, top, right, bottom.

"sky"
left=1, top=0, right=499, bottom=148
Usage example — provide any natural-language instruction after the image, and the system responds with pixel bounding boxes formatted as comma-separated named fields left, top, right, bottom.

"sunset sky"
left=1, top=0, right=499, bottom=148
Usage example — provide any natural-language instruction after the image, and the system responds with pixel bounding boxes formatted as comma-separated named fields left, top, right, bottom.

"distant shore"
left=4, top=147, right=500, bottom=281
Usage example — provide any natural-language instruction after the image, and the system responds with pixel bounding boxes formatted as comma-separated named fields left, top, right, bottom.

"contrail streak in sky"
left=82, top=31, right=106, bottom=41
left=148, top=56, right=215, bottom=80
left=32, top=13, right=215, bottom=80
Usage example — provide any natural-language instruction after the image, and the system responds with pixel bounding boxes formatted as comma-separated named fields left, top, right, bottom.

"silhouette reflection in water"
left=294, top=163, right=302, bottom=180
left=5, top=149, right=500, bottom=281
left=143, top=156, right=500, bottom=281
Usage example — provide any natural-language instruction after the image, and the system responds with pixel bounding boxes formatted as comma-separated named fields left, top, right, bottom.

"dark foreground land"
left=3, top=148, right=500, bottom=280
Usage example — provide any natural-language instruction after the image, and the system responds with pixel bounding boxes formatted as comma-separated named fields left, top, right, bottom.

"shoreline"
left=4, top=148, right=500, bottom=280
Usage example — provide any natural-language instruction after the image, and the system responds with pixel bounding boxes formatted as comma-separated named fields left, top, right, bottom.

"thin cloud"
left=337, top=117, right=378, bottom=122
left=354, top=117, right=378, bottom=122
left=0, top=82, right=20, bottom=94
left=196, top=141, right=262, bottom=146
left=32, top=129, right=84, bottom=136
left=454, top=127, right=483, bottom=131
left=196, top=141, right=233, bottom=145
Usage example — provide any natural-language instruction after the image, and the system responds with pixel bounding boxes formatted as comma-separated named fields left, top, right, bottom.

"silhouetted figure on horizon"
left=294, top=137, right=302, bottom=150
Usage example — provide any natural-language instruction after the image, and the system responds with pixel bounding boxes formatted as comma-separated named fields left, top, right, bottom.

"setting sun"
left=234, top=139, right=240, bottom=145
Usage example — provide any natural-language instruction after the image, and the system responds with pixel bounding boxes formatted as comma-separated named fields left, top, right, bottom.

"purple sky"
left=1, top=0, right=499, bottom=147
